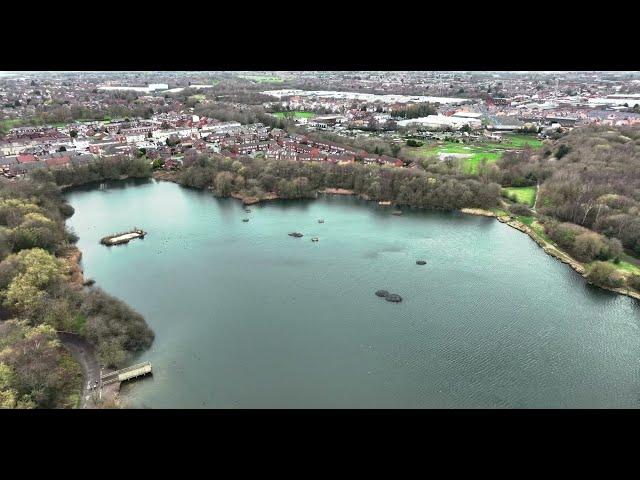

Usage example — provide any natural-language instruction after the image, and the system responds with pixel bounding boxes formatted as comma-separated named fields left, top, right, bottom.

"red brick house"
left=45, top=155, right=71, bottom=169
left=17, top=154, right=37, bottom=164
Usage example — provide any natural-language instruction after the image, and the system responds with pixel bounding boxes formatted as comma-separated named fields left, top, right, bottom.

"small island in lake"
left=100, top=228, right=147, bottom=246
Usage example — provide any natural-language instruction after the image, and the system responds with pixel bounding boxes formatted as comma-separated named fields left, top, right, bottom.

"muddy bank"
left=320, top=188, right=356, bottom=195
left=460, top=208, right=497, bottom=218
left=62, top=246, right=84, bottom=286
left=152, top=170, right=180, bottom=183
left=231, top=191, right=280, bottom=205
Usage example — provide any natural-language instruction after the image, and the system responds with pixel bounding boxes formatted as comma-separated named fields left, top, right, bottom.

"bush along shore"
left=0, top=169, right=155, bottom=409
left=461, top=208, right=640, bottom=301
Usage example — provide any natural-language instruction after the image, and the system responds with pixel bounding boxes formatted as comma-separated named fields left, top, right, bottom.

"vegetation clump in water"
left=385, top=294, right=402, bottom=302
left=416, top=260, right=426, bottom=265
left=100, top=228, right=146, bottom=246
left=375, top=289, right=390, bottom=297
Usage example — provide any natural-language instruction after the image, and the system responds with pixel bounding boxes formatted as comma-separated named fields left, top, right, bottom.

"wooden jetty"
left=100, top=361, right=153, bottom=385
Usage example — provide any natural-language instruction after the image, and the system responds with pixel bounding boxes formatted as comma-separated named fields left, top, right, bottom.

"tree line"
left=0, top=174, right=154, bottom=408
left=494, top=126, right=640, bottom=258
left=177, top=153, right=501, bottom=211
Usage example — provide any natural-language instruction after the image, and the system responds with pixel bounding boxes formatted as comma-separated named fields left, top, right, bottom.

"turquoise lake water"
left=65, top=179, right=640, bottom=408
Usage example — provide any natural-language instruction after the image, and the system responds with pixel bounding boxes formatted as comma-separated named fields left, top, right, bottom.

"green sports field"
left=272, top=111, right=315, bottom=119
left=402, top=133, right=543, bottom=175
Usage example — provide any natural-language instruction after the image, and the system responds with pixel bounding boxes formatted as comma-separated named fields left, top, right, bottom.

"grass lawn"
left=0, top=118, right=23, bottom=133
left=239, top=75, right=284, bottom=83
left=516, top=215, right=535, bottom=226
left=461, top=152, right=500, bottom=174
left=402, top=141, right=502, bottom=174
left=502, top=186, right=537, bottom=207
left=613, top=260, right=640, bottom=276
left=530, top=221, right=552, bottom=243
left=272, top=111, right=315, bottom=119
left=494, top=134, right=543, bottom=149
left=491, top=207, right=510, bottom=217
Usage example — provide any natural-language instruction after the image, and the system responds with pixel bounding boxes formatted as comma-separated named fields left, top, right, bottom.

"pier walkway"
left=100, top=361, right=153, bottom=385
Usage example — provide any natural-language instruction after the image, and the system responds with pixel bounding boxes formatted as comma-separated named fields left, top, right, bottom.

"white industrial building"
left=397, top=115, right=482, bottom=130
left=98, top=83, right=169, bottom=93
left=452, top=111, right=484, bottom=120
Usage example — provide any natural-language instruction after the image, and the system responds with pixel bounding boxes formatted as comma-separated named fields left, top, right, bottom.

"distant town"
left=2, top=71, right=640, bottom=180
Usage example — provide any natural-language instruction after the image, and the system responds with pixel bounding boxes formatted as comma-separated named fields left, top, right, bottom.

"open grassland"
left=402, top=141, right=501, bottom=174
left=613, top=260, right=640, bottom=276
left=272, top=111, right=315, bottom=119
left=494, top=134, right=543, bottom=149
left=0, top=118, right=23, bottom=133
left=502, top=186, right=537, bottom=207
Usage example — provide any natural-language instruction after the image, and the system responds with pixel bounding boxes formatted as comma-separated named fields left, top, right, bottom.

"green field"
left=494, top=134, right=543, bottom=149
left=402, top=141, right=501, bottom=174
left=402, top=134, right=543, bottom=175
left=613, top=260, right=640, bottom=275
left=0, top=118, right=23, bottom=133
left=239, top=75, right=284, bottom=84
left=272, top=111, right=315, bottom=119
left=502, top=186, right=537, bottom=207
left=516, top=215, right=535, bottom=226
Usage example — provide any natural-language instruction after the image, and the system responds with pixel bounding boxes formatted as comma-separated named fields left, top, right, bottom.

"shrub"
left=508, top=203, right=533, bottom=216
left=573, top=232, right=606, bottom=262
left=586, top=261, right=625, bottom=288
left=81, top=288, right=154, bottom=368
left=628, top=274, right=640, bottom=292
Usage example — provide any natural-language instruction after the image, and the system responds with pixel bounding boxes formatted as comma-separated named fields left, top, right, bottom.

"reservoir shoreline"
left=64, top=179, right=640, bottom=408
left=152, top=171, right=640, bottom=303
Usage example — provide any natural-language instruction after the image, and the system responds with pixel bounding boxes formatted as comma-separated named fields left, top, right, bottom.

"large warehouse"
left=397, top=114, right=482, bottom=130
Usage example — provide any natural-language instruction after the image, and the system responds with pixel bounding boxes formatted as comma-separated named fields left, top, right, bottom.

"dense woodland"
left=0, top=175, right=154, bottom=408
left=178, top=154, right=501, bottom=211
left=40, top=156, right=152, bottom=187
left=495, top=126, right=640, bottom=257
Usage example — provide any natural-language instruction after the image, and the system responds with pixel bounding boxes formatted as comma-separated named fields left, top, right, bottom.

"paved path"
left=532, top=182, right=540, bottom=212
left=58, top=332, right=101, bottom=408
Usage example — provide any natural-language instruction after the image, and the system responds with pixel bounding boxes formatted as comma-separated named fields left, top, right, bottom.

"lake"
left=65, top=179, right=640, bottom=408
